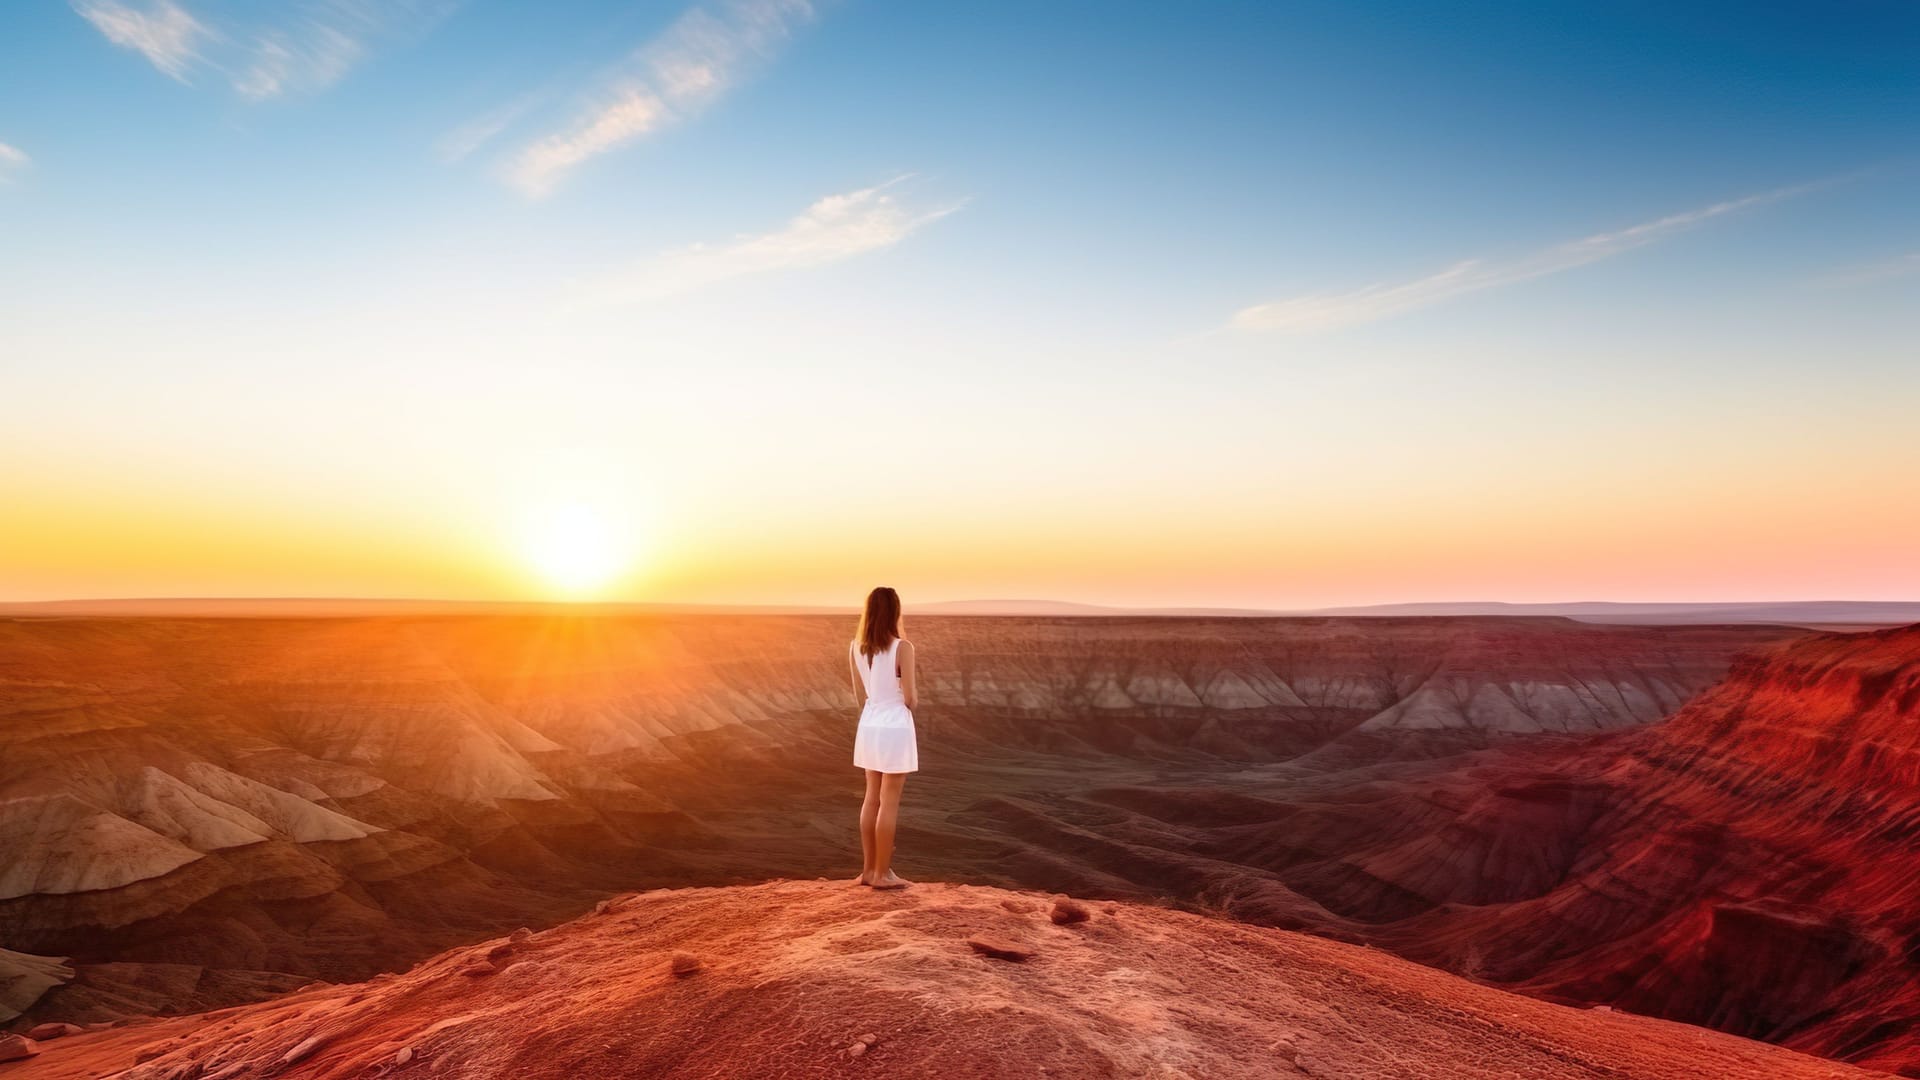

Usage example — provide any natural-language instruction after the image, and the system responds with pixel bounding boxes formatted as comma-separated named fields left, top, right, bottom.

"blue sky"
left=1, top=1, right=1917, bottom=606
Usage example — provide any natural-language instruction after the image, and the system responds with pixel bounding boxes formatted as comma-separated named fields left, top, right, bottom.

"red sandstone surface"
left=0, top=879, right=1878, bottom=1080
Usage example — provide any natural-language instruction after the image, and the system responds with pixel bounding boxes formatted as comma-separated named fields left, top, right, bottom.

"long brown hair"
left=855, top=586, right=901, bottom=660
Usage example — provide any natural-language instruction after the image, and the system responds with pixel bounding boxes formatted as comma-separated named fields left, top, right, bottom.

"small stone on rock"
left=27, top=1022, right=83, bottom=1041
left=283, top=1033, right=331, bottom=1065
left=460, top=960, right=499, bottom=977
left=1050, top=898, right=1090, bottom=925
left=857, top=1033, right=878, bottom=1045
left=670, top=952, right=702, bottom=977
left=0, top=1035, right=38, bottom=1063
left=395, top=1045, right=416, bottom=1064
left=968, top=935, right=1036, bottom=962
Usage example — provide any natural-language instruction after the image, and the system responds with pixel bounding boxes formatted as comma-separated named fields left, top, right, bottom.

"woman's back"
left=855, top=638, right=905, bottom=706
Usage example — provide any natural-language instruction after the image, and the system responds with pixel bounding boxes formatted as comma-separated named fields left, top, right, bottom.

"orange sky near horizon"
left=5, top=393, right=1917, bottom=608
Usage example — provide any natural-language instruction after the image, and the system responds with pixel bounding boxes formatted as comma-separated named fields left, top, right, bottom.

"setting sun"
left=520, top=501, right=630, bottom=597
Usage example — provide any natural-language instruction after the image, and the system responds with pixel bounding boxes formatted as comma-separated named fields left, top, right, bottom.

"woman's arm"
left=848, top=642, right=868, bottom=708
left=898, top=639, right=918, bottom=711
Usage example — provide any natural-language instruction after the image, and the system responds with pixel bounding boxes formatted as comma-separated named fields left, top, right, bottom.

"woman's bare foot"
left=869, top=869, right=910, bottom=890
left=852, top=872, right=874, bottom=887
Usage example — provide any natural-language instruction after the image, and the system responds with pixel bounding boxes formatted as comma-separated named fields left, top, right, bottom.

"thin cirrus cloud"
left=1231, top=184, right=1812, bottom=334
left=72, top=0, right=206, bottom=81
left=499, top=0, right=816, bottom=198
left=71, top=0, right=449, bottom=100
left=578, top=178, right=962, bottom=305
left=231, top=21, right=363, bottom=100
left=0, top=142, right=29, bottom=182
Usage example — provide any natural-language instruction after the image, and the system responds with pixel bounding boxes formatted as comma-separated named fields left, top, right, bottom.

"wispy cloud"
left=232, top=22, right=362, bottom=100
left=503, top=0, right=816, bottom=197
left=73, top=0, right=207, bottom=81
left=435, top=95, right=542, bottom=163
left=1231, top=185, right=1811, bottom=334
left=1812, top=252, right=1920, bottom=289
left=72, top=0, right=449, bottom=100
left=0, top=141, right=28, bottom=183
left=580, top=177, right=961, bottom=304
left=509, top=91, right=670, bottom=195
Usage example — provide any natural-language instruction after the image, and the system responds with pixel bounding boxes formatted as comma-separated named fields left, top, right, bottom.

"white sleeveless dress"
left=853, top=638, right=918, bottom=774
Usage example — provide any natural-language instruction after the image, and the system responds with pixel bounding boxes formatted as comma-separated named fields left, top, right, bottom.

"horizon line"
left=5, top=595, right=1920, bottom=622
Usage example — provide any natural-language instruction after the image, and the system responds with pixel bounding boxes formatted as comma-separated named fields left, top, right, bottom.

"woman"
left=849, top=586, right=917, bottom=889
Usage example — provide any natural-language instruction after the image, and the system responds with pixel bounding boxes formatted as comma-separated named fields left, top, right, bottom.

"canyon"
left=5, top=613, right=1917, bottom=1073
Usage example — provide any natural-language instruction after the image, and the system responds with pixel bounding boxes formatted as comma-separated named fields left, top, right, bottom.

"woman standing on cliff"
left=849, top=586, right=918, bottom=889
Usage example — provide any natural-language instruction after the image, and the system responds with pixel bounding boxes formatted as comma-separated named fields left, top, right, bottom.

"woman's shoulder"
left=895, top=637, right=914, bottom=654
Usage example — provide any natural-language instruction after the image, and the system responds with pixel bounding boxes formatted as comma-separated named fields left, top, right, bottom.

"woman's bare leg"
left=857, top=769, right=881, bottom=884
left=870, top=772, right=910, bottom=888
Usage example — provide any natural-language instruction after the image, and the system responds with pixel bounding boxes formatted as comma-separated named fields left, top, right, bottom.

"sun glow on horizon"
left=519, top=500, right=634, bottom=598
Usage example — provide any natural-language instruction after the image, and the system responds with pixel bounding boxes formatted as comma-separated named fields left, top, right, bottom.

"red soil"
left=1, top=880, right=1878, bottom=1080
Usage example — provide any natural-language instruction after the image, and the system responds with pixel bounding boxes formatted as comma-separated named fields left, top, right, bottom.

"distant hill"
left=1305, top=600, right=1920, bottom=627
left=909, top=598, right=1123, bottom=615
left=921, top=599, right=1920, bottom=626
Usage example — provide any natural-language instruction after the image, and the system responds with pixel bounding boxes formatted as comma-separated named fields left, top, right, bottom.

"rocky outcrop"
left=0, top=881, right=1876, bottom=1080
left=0, top=952, right=71, bottom=1027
